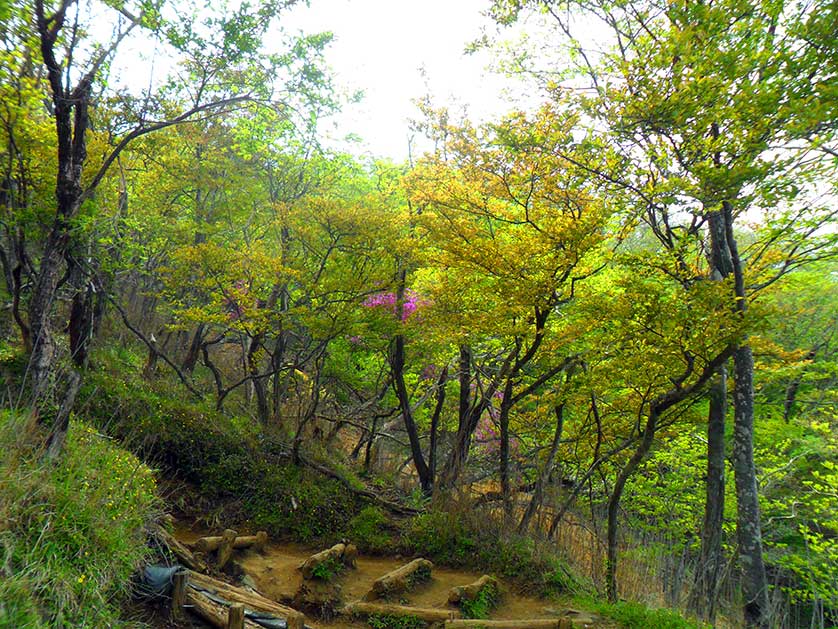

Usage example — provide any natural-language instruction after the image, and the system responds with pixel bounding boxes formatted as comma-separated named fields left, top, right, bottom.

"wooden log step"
left=186, top=570, right=306, bottom=629
left=185, top=588, right=264, bottom=629
left=448, top=574, right=499, bottom=604
left=217, top=529, right=238, bottom=570
left=445, top=619, right=574, bottom=629
left=344, top=601, right=460, bottom=623
left=363, top=558, right=433, bottom=601
left=150, top=524, right=208, bottom=573
left=194, top=531, right=268, bottom=553
left=298, top=542, right=346, bottom=579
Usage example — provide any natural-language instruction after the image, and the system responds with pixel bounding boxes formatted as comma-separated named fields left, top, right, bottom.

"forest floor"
left=160, top=521, right=612, bottom=629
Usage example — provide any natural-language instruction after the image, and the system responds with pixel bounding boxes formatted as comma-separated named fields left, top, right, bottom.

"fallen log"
left=445, top=619, right=573, bottom=629
left=149, top=524, right=208, bottom=573
left=187, top=570, right=306, bottom=629
left=364, top=558, right=433, bottom=601
left=343, top=601, right=460, bottom=623
left=194, top=531, right=268, bottom=553
left=299, top=543, right=346, bottom=579
left=448, top=575, right=499, bottom=604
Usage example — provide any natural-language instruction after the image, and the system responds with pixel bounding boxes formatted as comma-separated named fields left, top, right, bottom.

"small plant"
left=346, top=506, right=395, bottom=552
left=408, top=562, right=432, bottom=586
left=460, top=582, right=500, bottom=619
left=367, top=613, right=427, bottom=629
left=311, top=556, right=344, bottom=581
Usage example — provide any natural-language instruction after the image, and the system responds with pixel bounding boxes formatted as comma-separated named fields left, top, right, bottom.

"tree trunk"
left=182, top=323, right=205, bottom=375
left=723, top=198, right=770, bottom=628
left=499, top=378, right=515, bottom=521
left=390, top=333, right=432, bottom=494
left=690, top=206, right=735, bottom=622
left=690, top=366, right=727, bottom=624
left=732, top=344, right=770, bottom=628
left=248, top=333, right=270, bottom=425
left=428, top=367, right=448, bottom=485
left=519, top=404, right=565, bottom=534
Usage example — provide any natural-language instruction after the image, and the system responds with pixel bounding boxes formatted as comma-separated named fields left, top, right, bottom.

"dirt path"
left=174, top=524, right=603, bottom=629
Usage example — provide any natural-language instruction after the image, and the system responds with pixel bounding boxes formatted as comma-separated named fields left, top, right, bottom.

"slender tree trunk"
left=248, top=333, right=270, bottom=425
left=428, top=367, right=448, bottom=487
left=182, top=323, right=205, bottom=375
left=606, top=350, right=733, bottom=603
left=499, top=378, right=515, bottom=520
left=519, top=403, right=565, bottom=534
left=733, top=344, right=770, bottom=628
left=690, top=367, right=728, bottom=624
left=723, top=199, right=770, bottom=628
left=606, top=409, right=658, bottom=603
left=390, top=333, right=432, bottom=494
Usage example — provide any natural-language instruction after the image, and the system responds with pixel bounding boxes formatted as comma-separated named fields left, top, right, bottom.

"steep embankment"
left=0, top=411, right=159, bottom=627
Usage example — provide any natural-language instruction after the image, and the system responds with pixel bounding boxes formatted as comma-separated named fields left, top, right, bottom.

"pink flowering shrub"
left=362, top=289, right=423, bottom=321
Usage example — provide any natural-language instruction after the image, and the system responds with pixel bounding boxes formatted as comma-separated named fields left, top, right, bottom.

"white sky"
left=279, top=0, right=533, bottom=160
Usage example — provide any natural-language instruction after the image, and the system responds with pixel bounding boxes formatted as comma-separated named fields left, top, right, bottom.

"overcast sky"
left=280, top=0, right=532, bottom=160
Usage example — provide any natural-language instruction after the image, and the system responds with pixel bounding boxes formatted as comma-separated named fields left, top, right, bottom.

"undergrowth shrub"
left=400, top=508, right=582, bottom=597
left=0, top=411, right=158, bottom=627
left=579, top=597, right=709, bottom=629
left=346, top=506, right=397, bottom=553
left=80, top=371, right=363, bottom=542
left=460, top=581, right=500, bottom=619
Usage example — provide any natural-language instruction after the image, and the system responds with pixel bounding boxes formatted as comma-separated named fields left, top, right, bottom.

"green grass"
left=0, top=411, right=159, bottom=627
left=367, top=613, right=427, bottom=629
left=311, top=555, right=344, bottom=581
left=577, top=597, right=709, bottom=629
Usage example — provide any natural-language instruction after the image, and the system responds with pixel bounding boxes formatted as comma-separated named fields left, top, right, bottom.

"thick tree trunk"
left=691, top=206, right=735, bottom=622
left=722, top=199, right=770, bottom=628
left=29, top=229, right=69, bottom=408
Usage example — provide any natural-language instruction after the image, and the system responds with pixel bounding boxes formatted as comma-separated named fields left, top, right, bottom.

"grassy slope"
left=0, top=411, right=158, bottom=627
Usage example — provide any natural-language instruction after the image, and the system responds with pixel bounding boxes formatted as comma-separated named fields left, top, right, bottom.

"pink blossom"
left=363, top=289, right=423, bottom=321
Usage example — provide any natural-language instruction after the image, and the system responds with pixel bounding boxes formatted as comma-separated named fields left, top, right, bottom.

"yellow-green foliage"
left=0, top=412, right=159, bottom=627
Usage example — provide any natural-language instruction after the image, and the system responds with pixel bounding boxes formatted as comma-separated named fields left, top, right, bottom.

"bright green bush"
left=0, top=411, right=159, bottom=627
left=346, top=506, right=398, bottom=552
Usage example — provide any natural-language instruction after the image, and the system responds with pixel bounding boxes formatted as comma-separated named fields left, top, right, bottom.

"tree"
left=406, top=103, right=613, bottom=497
left=490, top=0, right=837, bottom=622
left=12, top=0, right=330, bottom=457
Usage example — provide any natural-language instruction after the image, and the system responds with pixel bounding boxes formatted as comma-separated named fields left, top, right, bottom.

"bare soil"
left=172, top=523, right=606, bottom=629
